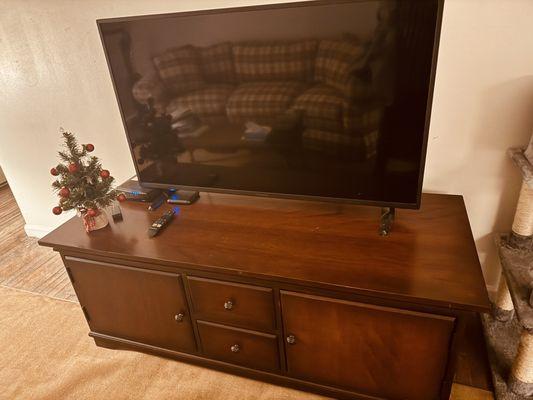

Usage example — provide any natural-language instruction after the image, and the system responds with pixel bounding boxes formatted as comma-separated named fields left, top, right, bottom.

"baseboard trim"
left=24, top=224, right=53, bottom=238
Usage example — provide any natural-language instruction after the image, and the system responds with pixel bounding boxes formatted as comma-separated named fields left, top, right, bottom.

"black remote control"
left=148, top=209, right=175, bottom=238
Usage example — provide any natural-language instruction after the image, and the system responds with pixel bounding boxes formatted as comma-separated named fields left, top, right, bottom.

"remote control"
left=148, top=209, right=175, bottom=238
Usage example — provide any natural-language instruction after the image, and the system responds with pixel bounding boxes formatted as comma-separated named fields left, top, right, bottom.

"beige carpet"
left=0, top=285, right=492, bottom=400
left=0, top=285, right=325, bottom=400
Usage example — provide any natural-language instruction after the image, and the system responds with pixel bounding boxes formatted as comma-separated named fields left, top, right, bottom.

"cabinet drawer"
left=197, top=320, right=280, bottom=372
left=187, top=276, right=275, bottom=331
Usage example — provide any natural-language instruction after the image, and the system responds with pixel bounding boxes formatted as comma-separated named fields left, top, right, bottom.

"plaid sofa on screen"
left=132, top=38, right=384, bottom=160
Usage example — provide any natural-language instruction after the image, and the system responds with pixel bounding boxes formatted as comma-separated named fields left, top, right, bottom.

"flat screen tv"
left=98, top=0, right=443, bottom=209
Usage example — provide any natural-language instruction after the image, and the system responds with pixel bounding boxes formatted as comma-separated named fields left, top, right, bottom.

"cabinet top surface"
left=40, top=192, right=489, bottom=312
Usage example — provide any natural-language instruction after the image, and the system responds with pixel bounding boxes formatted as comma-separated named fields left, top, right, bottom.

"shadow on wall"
left=474, top=76, right=533, bottom=291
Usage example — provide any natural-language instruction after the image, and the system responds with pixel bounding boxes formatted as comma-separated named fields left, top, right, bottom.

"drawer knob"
left=174, top=313, right=185, bottom=322
left=286, top=334, right=296, bottom=345
left=230, top=344, right=240, bottom=353
left=224, top=300, right=234, bottom=310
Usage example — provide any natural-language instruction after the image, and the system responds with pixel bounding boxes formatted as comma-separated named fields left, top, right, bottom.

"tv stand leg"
left=379, top=207, right=395, bottom=236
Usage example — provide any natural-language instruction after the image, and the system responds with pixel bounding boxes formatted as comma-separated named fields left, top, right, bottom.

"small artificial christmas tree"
left=51, top=130, right=125, bottom=232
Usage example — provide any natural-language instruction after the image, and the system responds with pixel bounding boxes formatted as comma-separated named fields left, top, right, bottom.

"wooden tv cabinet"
left=39, top=193, right=490, bottom=400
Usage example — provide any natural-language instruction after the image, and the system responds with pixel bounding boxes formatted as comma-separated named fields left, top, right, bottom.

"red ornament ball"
left=68, top=163, right=78, bottom=173
left=86, top=208, right=97, bottom=217
left=58, top=187, right=70, bottom=198
left=85, top=143, right=95, bottom=152
left=52, top=206, right=62, bottom=215
left=50, top=167, right=59, bottom=176
left=117, top=193, right=127, bottom=202
left=100, top=169, right=110, bottom=179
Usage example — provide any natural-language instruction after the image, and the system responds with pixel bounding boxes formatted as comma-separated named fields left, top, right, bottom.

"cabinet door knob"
left=286, top=334, right=296, bottom=345
left=224, top=300, right=234, bottom=310
left=230, top=344, right=240, bottom=353
left=174, top=313, right=185, bottom=322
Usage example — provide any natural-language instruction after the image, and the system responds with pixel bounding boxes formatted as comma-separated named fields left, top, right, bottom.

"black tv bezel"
left=97, top=0, right=444, bottom=210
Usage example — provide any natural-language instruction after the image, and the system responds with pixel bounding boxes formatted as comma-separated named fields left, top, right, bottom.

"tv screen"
left=98, top=0, right=442, bottom=208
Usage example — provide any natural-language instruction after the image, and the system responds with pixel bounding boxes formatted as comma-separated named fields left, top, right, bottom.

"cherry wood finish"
left=40, top=193, right=489, bottom=312
left=188, top=276, right=276, bottom=331
left=64, top=257, right=196, bottom=353
left=281, top=291, right=455, bottom=400
left=197, top=320, right=280, bottom=372
left=39, top=192, right=491, bottom=400
left=454, top=312, right=493, bottom=391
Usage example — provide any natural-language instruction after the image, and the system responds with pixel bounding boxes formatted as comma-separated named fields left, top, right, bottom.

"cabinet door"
left=66, top=257, right=196, bottom=353
left=281, top=291, right=455, bottom=400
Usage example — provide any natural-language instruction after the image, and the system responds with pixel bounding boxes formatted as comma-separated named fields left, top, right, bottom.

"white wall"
left=424, top=0, right=533, bottom=291
left=0, top=0, right=532, bottom=291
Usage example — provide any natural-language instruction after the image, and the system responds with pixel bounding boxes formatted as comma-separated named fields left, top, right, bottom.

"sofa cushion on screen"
left=166, top=84, right=235, bottom=118
left=302, top=128, right=379, bottom=160
left=226, top=81, right=306, bottom=124
left=343, top=102, right=383, bottom=134
left=314, top=39, right=369, bottom=100
left=153, top=45, right=205, bottom=95
left=232, top=40, right=317, bottom=83
left=198, top=42, right=236, bottom=84
left=292, top=84, right=345, bottom=133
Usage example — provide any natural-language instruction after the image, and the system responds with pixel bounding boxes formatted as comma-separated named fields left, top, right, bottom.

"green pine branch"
left=52, top=130, right=117, bottom=213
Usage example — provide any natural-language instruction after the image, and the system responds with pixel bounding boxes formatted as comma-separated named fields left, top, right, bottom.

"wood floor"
left=0, top=185, right=75, bottom=301
left=0, top=185, right=493, bottom=399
